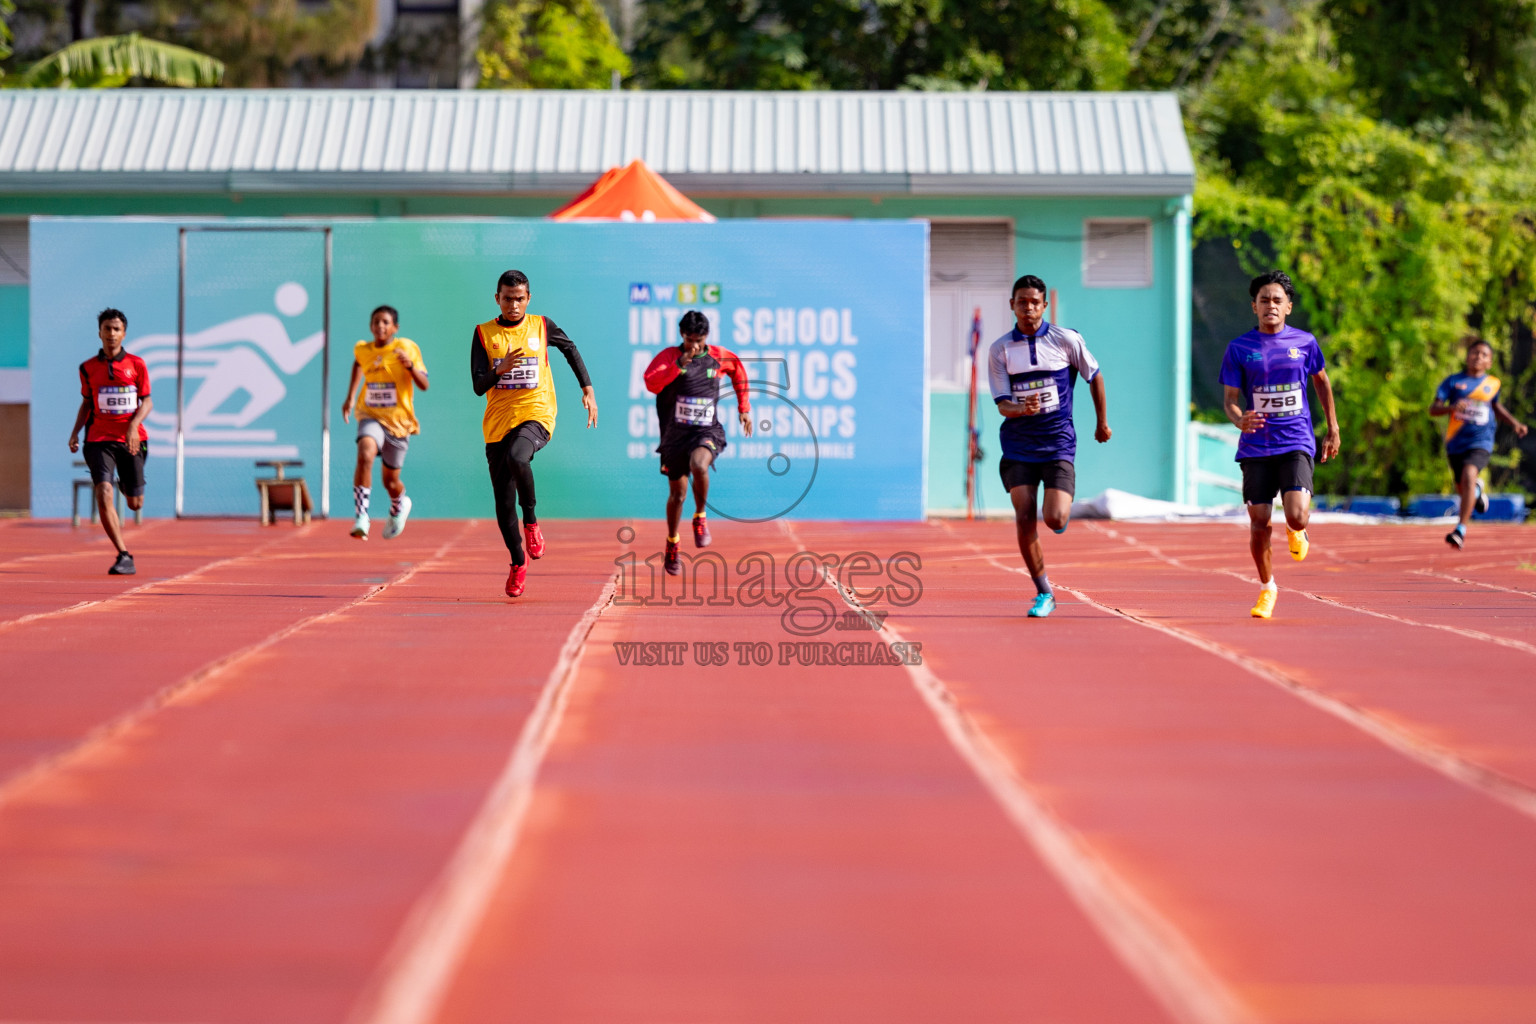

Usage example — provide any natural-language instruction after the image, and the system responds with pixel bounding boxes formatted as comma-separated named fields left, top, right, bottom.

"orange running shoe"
left=525, top=523, right=546, bottom=559
left=505, top=562, right=528, bottom=597
left=1250, top=587, right=1277, bottom=619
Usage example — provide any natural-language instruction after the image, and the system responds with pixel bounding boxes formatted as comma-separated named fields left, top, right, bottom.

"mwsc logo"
left=630, top=282, right=721, bottom=305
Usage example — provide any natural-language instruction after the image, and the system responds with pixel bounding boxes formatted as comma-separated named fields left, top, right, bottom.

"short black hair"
left=1464, top=335, right=1493, bottom=353
left=1249, top=270, right=1296, bottom=302
left=497, top=269, right=530, bottom=292
left=679, top=310, right=710, bottom=336
left=1012, top=274, right=1047, bottom=297
left=97, top=307, right=127, bottom=329
left=371, top=304, right=399, bottom=326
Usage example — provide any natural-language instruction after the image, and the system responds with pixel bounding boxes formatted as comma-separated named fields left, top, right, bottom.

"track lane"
left=428, top=522, right=1176, bottom=1024
left=1069, top=523, right=1536, bottom=790
left=0, top=522, right=620, bottom=1024
left=789, top=520, right=1536, bottom=1024
left=0, top=522, right=454, bottom=789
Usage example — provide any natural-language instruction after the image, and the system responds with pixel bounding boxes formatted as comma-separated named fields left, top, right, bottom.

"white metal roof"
left=0, top=89, right=1194, bottom=197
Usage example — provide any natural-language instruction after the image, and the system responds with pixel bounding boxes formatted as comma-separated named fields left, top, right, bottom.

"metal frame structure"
left=175, top=225, right=333, bottom=519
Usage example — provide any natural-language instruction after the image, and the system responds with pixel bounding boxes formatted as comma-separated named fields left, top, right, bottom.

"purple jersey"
left=987, top=323, right=1100, bottom=462
left=1219, top=326, right=1325, bottom=460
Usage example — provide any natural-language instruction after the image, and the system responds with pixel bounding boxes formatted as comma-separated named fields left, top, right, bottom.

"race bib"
left=1011, top=378, right=1059, bottom=415
left=364, top=381, right=398, bottom=408
left=496, top=356, right=540, bottom=389
left=675, top=395, right=716, bottom=427
left=1253, top=383, right=1305, bottom=417
left=1456, top=401, right=1491, bottom=426
left=97, top=385, right=138, bottom=416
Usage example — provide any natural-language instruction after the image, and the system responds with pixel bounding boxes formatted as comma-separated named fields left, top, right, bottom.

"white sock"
left=1261, top=579, right=1277, bottom=592
left=391, top=493, right=403, bottom=516
left=354, top=485, right=369, bottom=518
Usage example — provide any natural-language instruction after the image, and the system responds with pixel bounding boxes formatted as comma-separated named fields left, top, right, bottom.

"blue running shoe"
left=1028, top=592, right=1056, bottom=618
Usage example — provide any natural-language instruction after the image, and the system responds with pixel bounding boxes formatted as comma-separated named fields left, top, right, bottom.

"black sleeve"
left=470, top=326, right=498, bottom=397
left=543, top=318, right=592, bottom=390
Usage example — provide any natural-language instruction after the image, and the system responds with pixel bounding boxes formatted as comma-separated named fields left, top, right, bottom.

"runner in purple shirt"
left=1218, top=271, right=1340, bottom=619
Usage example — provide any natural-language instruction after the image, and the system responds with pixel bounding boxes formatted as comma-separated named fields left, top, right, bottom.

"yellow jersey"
left=476, top=314, right=558, bottom=443
left=353, top=337, right=426, bottom=437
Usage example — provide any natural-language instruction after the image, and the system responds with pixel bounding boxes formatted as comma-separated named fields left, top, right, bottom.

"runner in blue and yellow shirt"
left=987, top=274, right=1111, bottom=619
left=1430, top=336, right=1528, bottom=549
left=1219, top=271, right=1340, bottom=619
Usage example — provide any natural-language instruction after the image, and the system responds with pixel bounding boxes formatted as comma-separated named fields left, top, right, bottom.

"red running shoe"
left=692, top=515, right=711, bottom=548
left=525, top=523, right=546, bottom=559
left=664, top=539, right=681, bottom=576
left=505, top=562, right=528, bottom=597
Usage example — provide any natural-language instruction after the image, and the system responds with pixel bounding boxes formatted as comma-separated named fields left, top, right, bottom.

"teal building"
left=0, top=89, right=1196, bottom=515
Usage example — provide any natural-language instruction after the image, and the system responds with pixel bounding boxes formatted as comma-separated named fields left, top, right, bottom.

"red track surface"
left=1, top=516, right=1534, bottom=1024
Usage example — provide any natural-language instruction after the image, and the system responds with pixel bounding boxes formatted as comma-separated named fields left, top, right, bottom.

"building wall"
left=0, top=189, right=1190, bottom=513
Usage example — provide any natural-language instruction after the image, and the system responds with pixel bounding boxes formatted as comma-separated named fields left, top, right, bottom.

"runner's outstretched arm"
left=342, top=360, right=362, bottom=423
left=470, top=327, right=502, bottom=396
left=545, top=319, right=598, bottom=427
left=67, top=396, right=89, bottom=452
left=1089, top=372, right=1111, bottom=442
left=1493, top=401, right=1529, bottom=437
left=1310, top=369, right=1341, bottom=462
left=643, top=346, right=682, bottom=393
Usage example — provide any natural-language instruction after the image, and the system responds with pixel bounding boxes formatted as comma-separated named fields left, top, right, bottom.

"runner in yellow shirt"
left=470, top=269, right=598, bottom=597
left=341, top=305, right=428, bottom=540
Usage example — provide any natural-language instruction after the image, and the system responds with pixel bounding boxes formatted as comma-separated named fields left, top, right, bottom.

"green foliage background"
left=628, top=0, right=1536, bottom=498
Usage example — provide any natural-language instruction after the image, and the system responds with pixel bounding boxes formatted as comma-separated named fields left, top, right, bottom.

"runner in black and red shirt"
left=643, top=310, right=752, bottom=575
left=67, top=308, right=152, bottom=575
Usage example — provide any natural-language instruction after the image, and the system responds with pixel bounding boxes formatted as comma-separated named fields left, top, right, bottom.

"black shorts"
left=658, top=429, right=726, bottom=480
left=83, top=440, right=147, bottom=496
left=1240, top=451, right=1313, bottom=505
left=1447, top=448, right=1490, bottom=478
left=485, top=421, right=550, bottom=466
left=999, top=458, right=1075, bottom=496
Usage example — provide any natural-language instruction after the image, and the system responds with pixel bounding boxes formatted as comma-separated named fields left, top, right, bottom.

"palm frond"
left=14, top=33, right=225, bottom=88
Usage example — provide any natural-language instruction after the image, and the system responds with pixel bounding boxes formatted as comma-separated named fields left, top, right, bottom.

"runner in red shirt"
left=67, top=308, right=152, bottom=575
left=643, top=310, right=752, bottom=575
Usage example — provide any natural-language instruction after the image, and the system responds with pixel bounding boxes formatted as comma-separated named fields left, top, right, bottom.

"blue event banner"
left=30, top=218, right=929, bottom=521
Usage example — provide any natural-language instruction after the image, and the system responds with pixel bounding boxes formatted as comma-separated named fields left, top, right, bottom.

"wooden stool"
left=255, top=460, right=312, bottom=525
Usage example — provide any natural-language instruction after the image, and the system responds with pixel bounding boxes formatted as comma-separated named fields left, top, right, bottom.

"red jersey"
left=79, top=349, right=151, bottom=443
left=643, top=344, right=751, bottom=440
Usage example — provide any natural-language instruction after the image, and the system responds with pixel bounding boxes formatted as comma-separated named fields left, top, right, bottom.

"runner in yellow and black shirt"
left=342, top=305, right=428, bottom=541
left=470, top=269, right=597, bottom=597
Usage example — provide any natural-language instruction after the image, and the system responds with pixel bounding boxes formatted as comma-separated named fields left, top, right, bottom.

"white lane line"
left=0, top=523, right=479, bottom=807
left=1411, top=568, right=1536, bottom=600
left=0, top=526, right=315, bottom=633
left=786, top=523, right=1252, bottom=1024
left=347, top=570, right=620, bottom=1024
left=1091, top=524, right=1536, bottom=658
left=949, top=531, right=1536, bottom=825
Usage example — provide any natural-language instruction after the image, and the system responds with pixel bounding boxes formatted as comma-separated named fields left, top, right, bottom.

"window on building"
left=927, top=221, right=1014, bottom=391
left=1083, top=218, right=1153, bottom=288
left=0, top=222, right=28, bottom=287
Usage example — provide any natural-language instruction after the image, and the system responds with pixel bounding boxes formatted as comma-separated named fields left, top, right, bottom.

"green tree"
left=477, top=0, right=629, bottom=89
left=1190, top=11, right=1536, bottom=497
left=1322, top=0, right=1536, bottom=127
left=134, top=0, right=374, bottom=87
left=1103, top=0, right=1271, bottom=90
left=8, top=33, right=224, bottom=87
left=630, top=0, right=1129, bottom=91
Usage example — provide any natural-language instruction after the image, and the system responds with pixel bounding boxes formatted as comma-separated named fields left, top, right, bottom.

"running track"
left=1, top=516, right=1534, bottom=1024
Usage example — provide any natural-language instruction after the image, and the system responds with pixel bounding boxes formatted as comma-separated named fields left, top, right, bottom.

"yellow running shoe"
left=1251, top=587, right=1277, bottom=619
left=1287, top=528, right=1309, bottom=562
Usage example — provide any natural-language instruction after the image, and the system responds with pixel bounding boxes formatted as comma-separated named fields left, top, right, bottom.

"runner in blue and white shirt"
left=988, top=274, right=1111, bottom=619
left=1218, top=270, right=1340, bottom=619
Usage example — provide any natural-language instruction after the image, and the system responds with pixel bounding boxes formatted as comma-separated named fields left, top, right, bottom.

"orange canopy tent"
left=548, top=159, right=716, bottom=222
